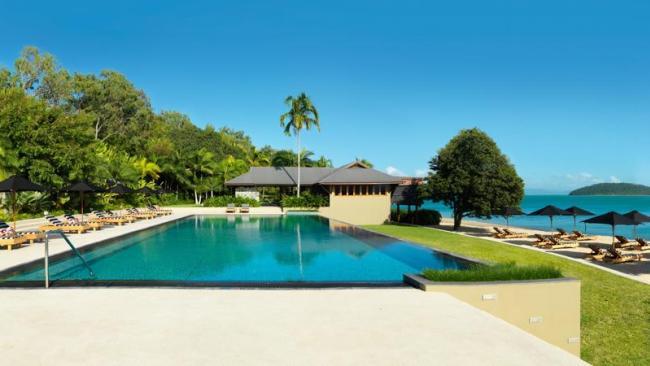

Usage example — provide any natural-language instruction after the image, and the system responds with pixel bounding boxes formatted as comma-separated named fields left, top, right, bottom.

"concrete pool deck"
left=0, top=288, right=585, bottom=365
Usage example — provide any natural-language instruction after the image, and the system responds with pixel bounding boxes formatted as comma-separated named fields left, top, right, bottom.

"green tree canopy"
left=426, top=128, right=524, bottom=230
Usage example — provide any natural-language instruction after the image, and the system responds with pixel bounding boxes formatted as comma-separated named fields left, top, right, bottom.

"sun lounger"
left=64, top=215, right=103, bottom=231
left=91, top=211, right=133, bottom=225
left=39, top=216, right=89, bottom=234
left=125, top=208, right=156, bottom=219
left=502, top=228, right=527, bottom=238
left=542, top=236, right=579, bottom=249
left=604, top=248, right=643, bottom=264
left=226, top=203, right=236, bottom=214
left=555, top=228, right=572, bottom=238
left=572, top=230, right=596, bottom=241
left=240, top=204, right=250, bottom=214
left=532, top=234, right=552, bottom=247
left=0, top=221, right=44, bottom=243
left=614, top=235, right=637, bottom=248
left=0, top=232, right=27, bottom=250
left=623, top=238, right=650, bottom=252
left=148, top=205, right=172, bottom=215
left=587, top=244, right=608, bottom=261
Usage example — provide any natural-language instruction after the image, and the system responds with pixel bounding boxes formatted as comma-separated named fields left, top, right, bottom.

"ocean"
left=421, top=195, right=650, bottom=238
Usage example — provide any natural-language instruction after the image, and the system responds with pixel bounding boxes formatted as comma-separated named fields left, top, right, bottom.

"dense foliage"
left=569, top=183, right=650, bottom=196
left=425, top=128, right=524, bottom=230
left=281, top=192, right=329, bottom=208
left=0, top=47, right=331, bottom=214
left=203, top=196, right=260, bottom=207
left=422, top=262, right=562, bottom=282
left=390, top=209, right=442, bottom=225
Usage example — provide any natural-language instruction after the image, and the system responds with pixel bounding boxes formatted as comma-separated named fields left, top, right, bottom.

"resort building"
left=226, top=161, right=403, bottom=225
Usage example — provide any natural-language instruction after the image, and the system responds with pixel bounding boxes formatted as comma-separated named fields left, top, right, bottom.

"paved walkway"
left=0, top=288, right=585, bottom=365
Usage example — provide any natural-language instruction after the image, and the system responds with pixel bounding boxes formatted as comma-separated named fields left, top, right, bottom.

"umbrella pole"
left=80, top=191, right=84, bottom=223
left=573, top=216, right=577, bottom=231
left=12, top=191, right=16, bottom=231
left=612, top=225, right=616, bottom=248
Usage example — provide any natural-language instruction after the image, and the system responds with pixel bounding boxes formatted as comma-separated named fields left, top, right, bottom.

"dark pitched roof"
left=226, top=162, right=401, bottom=186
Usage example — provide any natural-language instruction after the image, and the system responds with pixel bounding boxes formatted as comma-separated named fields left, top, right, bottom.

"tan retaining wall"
left=319, top=194, right=391, bottom=225
left=404, top=275, right=581, bottom=356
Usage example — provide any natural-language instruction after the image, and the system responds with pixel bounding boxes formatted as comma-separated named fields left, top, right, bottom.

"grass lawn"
left=364, top=224, right=650, bottom=366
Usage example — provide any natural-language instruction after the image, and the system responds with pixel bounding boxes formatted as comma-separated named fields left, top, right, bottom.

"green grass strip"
left=422, top=262, right=562, bottom=282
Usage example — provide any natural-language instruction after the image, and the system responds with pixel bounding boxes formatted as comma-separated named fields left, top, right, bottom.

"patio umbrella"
left=495, top=207, right=525, bottom=227
left=106, top=183, right=133, bottom=195
left=582, top=211, right=636, bottom=247
left=0, top=175, right=46, bottom=230
left=528, top=205, right=571, bottom=229
left=62, top=181, right=104, bottom=223
left=564, top=206, right=594, bottom=231
left=623, top=210, right=650, bottom=239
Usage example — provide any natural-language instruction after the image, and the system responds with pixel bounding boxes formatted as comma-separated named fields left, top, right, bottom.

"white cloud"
left=414, top=169, right=428, bottom=177
left=609, top=176, right=621, bottom=183
left=385, top=166, right=406, bottom=177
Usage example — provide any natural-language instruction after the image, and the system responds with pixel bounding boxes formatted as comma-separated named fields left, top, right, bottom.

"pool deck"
left=0, top=288, right=585, bottom=365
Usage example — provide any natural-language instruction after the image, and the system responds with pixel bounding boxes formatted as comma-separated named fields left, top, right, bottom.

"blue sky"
left=2, top=0, right=650, bottom=193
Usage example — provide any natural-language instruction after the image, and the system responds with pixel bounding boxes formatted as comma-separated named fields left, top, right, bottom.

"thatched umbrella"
left=0, top=175, right=47, bottom=230
left=528, top=205, right=571, bottom=229
left=622, top=210, right=650, bottom=239
left=564, top=206, right=594, bottom=231
left=62, top=181, right=104, bottom=223
left=583, top=211, right=636, bottom=247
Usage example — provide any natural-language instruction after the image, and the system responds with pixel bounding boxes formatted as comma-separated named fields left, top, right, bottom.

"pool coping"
left=0, top=213, right=480, bottom=288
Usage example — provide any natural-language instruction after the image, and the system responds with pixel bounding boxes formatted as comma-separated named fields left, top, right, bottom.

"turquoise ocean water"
left=422, top=195, right=650, bottom=238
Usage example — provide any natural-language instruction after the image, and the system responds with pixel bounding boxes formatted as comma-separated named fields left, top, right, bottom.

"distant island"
left=569, top=183, right=650, bottom=196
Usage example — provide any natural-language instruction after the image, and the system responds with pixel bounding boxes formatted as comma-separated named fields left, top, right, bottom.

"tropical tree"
left=355, top=158, right=373, bottom=168
left=215, top=155, right=249, bottom=194
left=279, top=92, right=320, bottom=196
left=188, top=148, right=217, bottom=204
left=133, top=157, right=161, bottom=187
left=425, top=128, right=524, bottom=230
left=313, top=155, right=333, bottom=168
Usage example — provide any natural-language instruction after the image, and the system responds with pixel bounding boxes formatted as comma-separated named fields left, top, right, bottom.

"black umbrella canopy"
left=564, top=206, right=595, bottom=230
left=583, top=211, right=636, bottom=246
left=583, top=211, right=636, bottom=226
left=0, top=175, right=47, bottom=230
left=107, top=183, right=133, bottom=195
left=564, top=206, right=594, bottom=216
left=494, top=207, right=525, bottom=227
left=528, top=205, right=571, bottom=229
left=62, top=181, right=104, bottom=193
left=623, top=210, right=650, bottom=238
left=0, top=175, right=46, bottom=192
left=623, top=210, right=650, bottom=224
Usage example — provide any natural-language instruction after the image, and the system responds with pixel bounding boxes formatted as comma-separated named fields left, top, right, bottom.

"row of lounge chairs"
left=225, top=203, right=250, bottom=214
left=532, top=234, right=580, bottom=249
left=587, top=244, right=644, bottom=264
left=0, top=206, right=172, bottom=251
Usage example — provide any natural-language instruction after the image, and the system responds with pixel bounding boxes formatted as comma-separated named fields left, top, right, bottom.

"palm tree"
left=133, top=157, right=161, bottom=186
left=280, top=93, right=320, bottom=196
left=188, top=148, right=217, bottom=204
left=314, top=155, right=333, bottom=168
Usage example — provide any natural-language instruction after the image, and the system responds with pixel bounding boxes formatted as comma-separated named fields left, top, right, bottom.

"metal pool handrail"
left=44, top=230, right=95, bottom=288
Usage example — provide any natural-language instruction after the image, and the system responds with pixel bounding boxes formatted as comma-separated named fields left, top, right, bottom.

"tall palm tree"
left=279, top=93, right=319, bottom=196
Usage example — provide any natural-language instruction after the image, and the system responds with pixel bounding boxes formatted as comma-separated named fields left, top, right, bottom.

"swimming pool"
left=0, top=215, right=472, bottom=286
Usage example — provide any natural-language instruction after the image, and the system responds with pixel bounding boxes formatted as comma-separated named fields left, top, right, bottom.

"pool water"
left=2, top=215, right=471, bottom=285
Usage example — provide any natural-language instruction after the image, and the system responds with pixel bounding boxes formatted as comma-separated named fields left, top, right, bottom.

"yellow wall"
left=405, top=275, right=581, bottom=356
left=319, top=193, right=391, bottom=225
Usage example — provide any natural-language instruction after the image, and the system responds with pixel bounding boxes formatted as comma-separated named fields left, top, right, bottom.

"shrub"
left=391, top=208, right=441, bottom=225
left=422, top=262, right=562, bottom=282
left=203, top=196, right=260, bottom=207
left=281, top=193, right=329, bottom=208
